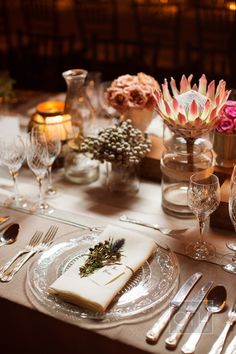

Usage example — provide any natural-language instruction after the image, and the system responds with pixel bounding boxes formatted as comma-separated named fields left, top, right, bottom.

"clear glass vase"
left=64, top=150, right=99, bottom=184
left=105, top=162, right=140, bottom=194
left=161, top=125, right=215, bottom=218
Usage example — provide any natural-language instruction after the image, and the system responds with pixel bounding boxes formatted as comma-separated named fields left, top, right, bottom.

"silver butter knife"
left=146, top=272, right=202, bottom=343
left=165, top=280, right=213, bottom=348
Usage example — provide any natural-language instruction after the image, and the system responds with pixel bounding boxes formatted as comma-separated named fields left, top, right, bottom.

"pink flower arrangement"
left=216, top=100, right=236, bottom=133
left=106, top=73, right=160, bottom=114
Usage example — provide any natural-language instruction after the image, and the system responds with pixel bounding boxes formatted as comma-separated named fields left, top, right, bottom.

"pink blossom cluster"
left=216, top=100, right=236, bottom=134
left=106, top=73, right=160, bottom=113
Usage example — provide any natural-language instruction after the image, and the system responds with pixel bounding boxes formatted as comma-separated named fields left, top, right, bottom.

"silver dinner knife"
left=225, top=334, right=236, bottom=354
left=146, top=272, right=202, bottom=343
left=165, top=280, right=213, bottom=348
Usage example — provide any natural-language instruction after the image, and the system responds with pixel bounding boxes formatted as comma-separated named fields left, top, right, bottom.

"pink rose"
left=217, top=100, right=236, bottom=134
left=106, top=88, right=129, bottom=112
left=128, top=86, right=147, bottom=108
left=217, top=117, right=234, bottom=133
left=224, top=105, right=236, bottom=119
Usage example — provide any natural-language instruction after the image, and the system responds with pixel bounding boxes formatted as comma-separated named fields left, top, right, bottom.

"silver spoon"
left=0, top=224, right=20, bottom=247
left=181, top=285, right=227, bottom=354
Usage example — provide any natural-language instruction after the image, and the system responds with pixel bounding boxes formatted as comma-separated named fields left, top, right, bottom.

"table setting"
left=1, top=70, right=236, bottom=354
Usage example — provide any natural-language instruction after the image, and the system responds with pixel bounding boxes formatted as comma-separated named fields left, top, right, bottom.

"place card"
left=89, top=264, right=127, bottom=286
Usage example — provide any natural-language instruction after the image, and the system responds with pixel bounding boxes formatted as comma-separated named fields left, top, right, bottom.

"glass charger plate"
left=26, top=230, right=179, bottom=328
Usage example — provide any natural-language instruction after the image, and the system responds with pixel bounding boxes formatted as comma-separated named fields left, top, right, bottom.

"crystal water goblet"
left=26, top=131, right=53, bottom=214
left=0, top=135, right=27, bottom=208
left=186, top=171, right=221, bottom=260
left=221, top=165, right=236, bottom=273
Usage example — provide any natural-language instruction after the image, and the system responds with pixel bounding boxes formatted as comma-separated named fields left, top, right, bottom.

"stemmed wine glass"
left=186, top=171, right=221, bottom=260
left=0, top=135, right=27, bottom=208
left=44, top=138, right=61, bottom=197
left=26, top=130, right=53, bottom=214
left=98, top=81, right=118, bottom=120
left=221, top=165, right=236, bottom=273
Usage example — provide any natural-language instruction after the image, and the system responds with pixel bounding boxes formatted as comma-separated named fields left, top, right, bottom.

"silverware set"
left=2, top=212, right=236, bottom=353
left=0, top=225, right=58, bottom=282
left=146, top=273, right=236, bottom=353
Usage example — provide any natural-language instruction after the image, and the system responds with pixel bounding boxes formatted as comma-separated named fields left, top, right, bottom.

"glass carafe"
left=62, top=69, right=99, bottom=184
left=62, top=69, right=96, bottom=135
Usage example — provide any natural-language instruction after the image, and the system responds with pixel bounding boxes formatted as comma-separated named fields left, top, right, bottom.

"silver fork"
left=119, top=215, right=188, bottom=236
left=0, top=225, right=58, bottom=282
left=208, top=300, right=236, bottom=354
left=0, top=231, right=43, bottom=277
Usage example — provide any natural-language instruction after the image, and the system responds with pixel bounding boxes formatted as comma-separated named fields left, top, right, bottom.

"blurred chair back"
left=132, top=0, right=181, bottom=76
left=20, top=0, right=58, bottom=35
left=0, top=0, right=11, bottom=69
left=15, top=0, right=77, bottom=90
left=73, top=0, right=117, bottom=61
left=185, top=4, right=236, bottom=84
left=73, top=0, right=142, bottom=78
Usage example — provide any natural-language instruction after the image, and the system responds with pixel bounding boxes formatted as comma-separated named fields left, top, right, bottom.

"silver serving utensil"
left=119, top=215, right=188, bottom=236
left=146, top=272, right=202, bottom=343
left=181, top=285, right=227, bottom=354
left=0, top=223, right=19, bottom=247
left=165, top=281, right=213, bottom=348
left=208, top=299, right=236, bottom=354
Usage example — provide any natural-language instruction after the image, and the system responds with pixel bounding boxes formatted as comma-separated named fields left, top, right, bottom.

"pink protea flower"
left=154, top=74, right=230, bottom=138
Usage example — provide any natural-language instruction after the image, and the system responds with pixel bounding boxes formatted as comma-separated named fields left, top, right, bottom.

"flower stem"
left=186, top=137, right=195, bottom=171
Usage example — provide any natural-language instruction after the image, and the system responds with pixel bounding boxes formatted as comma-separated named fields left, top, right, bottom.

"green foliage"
left=79, top=238, right=125, bottom=277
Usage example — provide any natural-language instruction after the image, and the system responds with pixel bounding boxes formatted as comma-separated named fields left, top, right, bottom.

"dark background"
left=0, top=0, right=236, bottom=92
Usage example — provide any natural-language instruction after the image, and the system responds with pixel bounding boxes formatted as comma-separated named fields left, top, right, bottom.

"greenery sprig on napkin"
left=79, top=238, right=125, bottom=277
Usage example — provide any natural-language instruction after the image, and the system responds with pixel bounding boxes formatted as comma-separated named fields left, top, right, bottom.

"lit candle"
left=30, top=101, right=73, bottom=141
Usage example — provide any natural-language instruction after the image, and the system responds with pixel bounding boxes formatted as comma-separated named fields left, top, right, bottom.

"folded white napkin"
left=48, top=225, right=156, bottom=312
